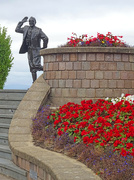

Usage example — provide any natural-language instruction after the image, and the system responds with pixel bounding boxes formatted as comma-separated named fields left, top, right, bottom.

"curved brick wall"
left=40, top=47, right=134, bottom=106
left=9, top=74, right=101, bottom=180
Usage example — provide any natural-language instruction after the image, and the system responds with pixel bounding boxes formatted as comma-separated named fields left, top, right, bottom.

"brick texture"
left=96, top=53, right=104, bottom=61
left=42, top=49, right=134, bottom=106
left=70, top=53, right=77, bottom=61
left=87, top=53, right=96, bottom=61
left=105, top=54, right=114, bottom=61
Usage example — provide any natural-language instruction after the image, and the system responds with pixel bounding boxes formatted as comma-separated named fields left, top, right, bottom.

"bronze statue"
left=15, top=16, right=48, bottom=82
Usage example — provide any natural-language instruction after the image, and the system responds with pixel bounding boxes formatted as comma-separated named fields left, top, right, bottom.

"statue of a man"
left=15, top=16, right=48, bottom=82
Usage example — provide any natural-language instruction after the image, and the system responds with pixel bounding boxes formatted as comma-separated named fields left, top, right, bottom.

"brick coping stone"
left=40, top=47, right=134, bottom=55
left=8, top=74, right=101, bottom=180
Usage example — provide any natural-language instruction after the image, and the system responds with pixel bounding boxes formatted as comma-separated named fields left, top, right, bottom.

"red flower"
left=74, top=136, right=77, bottom=142
left=130, top=148, right=134, bottom=156
left=73, top=113, right=79, bottom=118
left=54, top=120, right=60, bottom=126
left=74, top=129, right=79, bottom=134
left=125, top=93, right=130, bottom=97
left=83, top=136, right=90, bottom=144
left=81, top=130, right=88, bottom=136
left=92, top=37, right=97, bottom=41
left=100, top=142, right=105, bottom=146
left=115, top=119, right=123, bottom=124
left=126, top=143, right=133, bottom=149
left=69, top=125, right=76, bottom=129
left=94, top=139, right=99, bottom=143
left=120, top=148, right=127, bottom=156
left=58, top=129, right=63, bottom=136
left=64, top=126, right=68, bottom=132
left=105, top=36, right=110, bottom=41
left=114, top=140, right=122, bottom=147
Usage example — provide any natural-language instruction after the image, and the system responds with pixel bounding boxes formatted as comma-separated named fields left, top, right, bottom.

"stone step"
left=0, top=105, right=18, bottom=115
left=0, top=133, right=8, bottom=145
left=0, top=123, right=10, bottom=133
left=0, top=100, right=21, bottom=106
left=0, top=145, right=11, bottom=160
left=0, top=158, right=27, bottom=180
left=0, top=114, right=13, bottom=125
left=0, top=90, right=27, bottom=101
left=0, top=89, right=27, bottom=179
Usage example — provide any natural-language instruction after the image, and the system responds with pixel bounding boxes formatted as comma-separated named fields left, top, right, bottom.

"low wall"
left=40, top=47, right=134, bottom=106
left=8, top=74, right=101, bottom=180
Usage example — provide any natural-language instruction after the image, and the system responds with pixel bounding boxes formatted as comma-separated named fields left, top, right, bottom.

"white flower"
left=105, top=97, right=109, bottom=100
left=105, top=93, right=134, bottom=104
left=121, top=93, right=125, bottom=98
left=125, top=95, right=134, bottom=103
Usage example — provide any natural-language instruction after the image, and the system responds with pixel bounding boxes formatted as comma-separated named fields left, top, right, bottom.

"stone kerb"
left=8, top=74, right=101, bottom=180
left=40, top=47, right=134, bottom=106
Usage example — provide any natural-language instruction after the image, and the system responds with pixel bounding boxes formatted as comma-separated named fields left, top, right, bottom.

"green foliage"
left=0, top=26, right=13, bottom=89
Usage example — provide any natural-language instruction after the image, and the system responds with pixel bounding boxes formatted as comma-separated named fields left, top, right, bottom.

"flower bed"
left=61, top=32, right=128, bottom=47
left=32, top=94, right=134, bottom=180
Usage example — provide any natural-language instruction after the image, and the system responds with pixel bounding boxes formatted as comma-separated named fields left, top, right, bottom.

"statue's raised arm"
left=21, top=17, right=28, bottom=23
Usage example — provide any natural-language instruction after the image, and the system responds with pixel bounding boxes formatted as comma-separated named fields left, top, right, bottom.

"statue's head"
left=29, top=17, right=36, bottom=27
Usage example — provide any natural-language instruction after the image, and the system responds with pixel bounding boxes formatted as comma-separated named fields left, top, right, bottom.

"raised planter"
left=8, top=47, right=134, bottom=180
left=40, top=47, right=134, bottom=106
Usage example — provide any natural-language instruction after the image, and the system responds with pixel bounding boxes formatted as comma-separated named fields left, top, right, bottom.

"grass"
left=31, top=105, right=134, bottom=180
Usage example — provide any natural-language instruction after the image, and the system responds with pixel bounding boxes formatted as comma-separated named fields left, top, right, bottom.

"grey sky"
left=0, top=0, right=134, bottom=89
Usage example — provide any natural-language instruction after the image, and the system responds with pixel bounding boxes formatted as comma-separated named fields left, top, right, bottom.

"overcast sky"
left=1, top=0, right=134, bottom=89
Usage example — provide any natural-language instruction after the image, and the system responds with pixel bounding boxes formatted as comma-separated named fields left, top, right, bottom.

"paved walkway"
left=0, top=174, right=15, bottom=180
